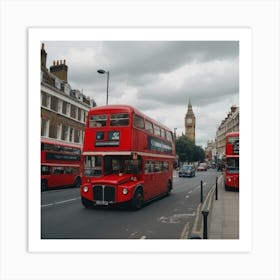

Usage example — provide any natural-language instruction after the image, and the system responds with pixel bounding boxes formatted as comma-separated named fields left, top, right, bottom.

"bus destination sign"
left=95, top=131, right=120, bottom=147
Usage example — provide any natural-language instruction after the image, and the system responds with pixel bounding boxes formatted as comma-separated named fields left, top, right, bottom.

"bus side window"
left=41, top=165, right=50, bottom=175
left=145, top=161, right=154, bottom=174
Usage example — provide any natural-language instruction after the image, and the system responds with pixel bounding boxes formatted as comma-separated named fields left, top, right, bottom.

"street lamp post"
left=97, top=69, right=109, bottom=105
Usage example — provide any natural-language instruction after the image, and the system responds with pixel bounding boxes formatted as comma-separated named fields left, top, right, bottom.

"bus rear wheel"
left=166, top=180, right=172, bottom=196
left=131, top=189, right=144, bottom=211
left=41, top=180, right=48, bottom=192
left=74, top=177, right=81, bottom=188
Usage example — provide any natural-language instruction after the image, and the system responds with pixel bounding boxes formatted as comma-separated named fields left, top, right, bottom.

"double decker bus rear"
left=41, top=138, right=82, bottom=191
left=81, top=105, right=175, bottom=210
left=224, top=132, right=239, bottom=190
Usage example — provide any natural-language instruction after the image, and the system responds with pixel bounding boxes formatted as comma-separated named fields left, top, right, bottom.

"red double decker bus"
left=224, top=131, right=239, bottom=190
left=81, top=105, right=175, bottom=210
left=41, top=138, right=82, bottom=191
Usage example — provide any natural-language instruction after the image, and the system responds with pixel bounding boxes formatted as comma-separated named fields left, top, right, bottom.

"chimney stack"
left=50, top=59, right=68, bottom=82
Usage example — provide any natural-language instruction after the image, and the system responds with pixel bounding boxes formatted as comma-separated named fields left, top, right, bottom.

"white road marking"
left=41, top=197, right=80, bottom=208
left=158, top=213, right=195, bottom=224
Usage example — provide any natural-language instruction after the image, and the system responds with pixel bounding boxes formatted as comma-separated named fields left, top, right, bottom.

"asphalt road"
left=41, top=169, right=220, bottom=239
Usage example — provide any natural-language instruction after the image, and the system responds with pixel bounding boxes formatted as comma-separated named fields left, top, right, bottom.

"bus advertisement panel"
left=41, top=138, right=82, bottom=191
left=224, top=132, right=239, bottom=190
left=81, top=105, right=175, bottom=210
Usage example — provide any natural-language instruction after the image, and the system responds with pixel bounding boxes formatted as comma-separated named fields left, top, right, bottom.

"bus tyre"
left=81, top=197, right=93, bottom=208
left=74, top=177, right=81, bottom=188
left=41, top=180, right=48, bottom=192
left=131, top=189, right=144, bottom=211
left=166, top=181, right=172, bottom=196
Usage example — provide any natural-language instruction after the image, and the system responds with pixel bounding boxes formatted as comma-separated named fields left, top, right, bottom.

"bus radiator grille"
left=93, top=185, right=115, bottom=202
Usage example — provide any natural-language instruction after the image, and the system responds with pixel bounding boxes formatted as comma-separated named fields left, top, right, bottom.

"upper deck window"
left=89, top=115, right=107, bottom=127
left=110, top=113, right=129, bottom=126
left=133, top=115, right=145, bottom=129
left=145, top=120, right=153, bottom=134
left=166, top=131, right=173, bottom=142
left=154, top=125, right=161, bottom=137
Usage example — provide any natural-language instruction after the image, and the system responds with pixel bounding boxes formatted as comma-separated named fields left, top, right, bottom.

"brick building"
left=216, top=105, right=239, bottom=159
left=40, top=43, right=96, bottom=145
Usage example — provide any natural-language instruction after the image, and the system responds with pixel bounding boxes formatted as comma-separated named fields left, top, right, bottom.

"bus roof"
left=226, top=131, right=239, bottom=137
left=88, top=104, right=172, bottom=132
left=41, top=137, right=82, bottom=149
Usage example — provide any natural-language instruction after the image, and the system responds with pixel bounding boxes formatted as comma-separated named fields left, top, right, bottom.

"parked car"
left=178, top=165, right=196, bottom=177
left=197, top=164, right=207, bottom=171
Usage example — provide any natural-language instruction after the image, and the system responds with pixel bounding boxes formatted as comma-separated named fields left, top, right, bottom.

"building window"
left=62, top=101, right=68, bottom=115
left=78, top=108, right=82, bottom=121
left=41, top=92, right=48, bottom=107
left=41, top=118, right=49, bottom=137
left=49, top=121, right=58, bottom=139
left=61, top=124, right=68, bottom=141
left=83, top=111, right=87, bottom=123
left=57, top=100, right=62, bottom=114
left=69, top=127, right=74, bottom=142
left=50, top=96, right=58, bottom=112
left=70, top=104, right=77, bottom=119
left=74, top=129, right=80, bottom=143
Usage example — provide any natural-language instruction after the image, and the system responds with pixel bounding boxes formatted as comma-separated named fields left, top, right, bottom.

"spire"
left=187, top=97, right=193, bottom=113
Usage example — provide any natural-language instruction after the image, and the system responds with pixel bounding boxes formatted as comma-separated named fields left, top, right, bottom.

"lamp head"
left=97, top=69, right=106, bottom=74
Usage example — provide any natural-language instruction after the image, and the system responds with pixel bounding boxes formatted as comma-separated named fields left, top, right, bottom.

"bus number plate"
left=96, top=201, right=109, bottom=206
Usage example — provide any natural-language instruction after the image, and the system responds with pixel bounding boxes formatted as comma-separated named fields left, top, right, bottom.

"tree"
left=175, top=135, right=205, bottom=164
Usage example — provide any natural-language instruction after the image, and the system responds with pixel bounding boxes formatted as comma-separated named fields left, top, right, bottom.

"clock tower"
left=185, top=98, right=196, bottom=143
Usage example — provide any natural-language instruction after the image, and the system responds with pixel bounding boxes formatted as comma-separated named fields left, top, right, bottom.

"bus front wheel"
left=81, top=197, right=94, bottom=208
left=131, top=189, right=144, bottom=210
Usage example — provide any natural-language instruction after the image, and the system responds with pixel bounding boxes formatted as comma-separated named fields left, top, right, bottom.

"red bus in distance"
left=224, top=131, right=239, bottom=190
left=41, top=138, right=82, bottom=191
left=81, top=105, right=175, bottom=210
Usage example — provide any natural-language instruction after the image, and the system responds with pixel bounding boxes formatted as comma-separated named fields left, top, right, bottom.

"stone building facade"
left=216, top=105, right=239, bottom=159
left=40, top=43, right=96, bottom=145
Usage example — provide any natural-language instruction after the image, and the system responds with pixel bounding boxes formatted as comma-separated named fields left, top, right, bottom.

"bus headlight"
left=83, top=186, right=89, bottom=193
left=122, top=188, right=128, bottom=195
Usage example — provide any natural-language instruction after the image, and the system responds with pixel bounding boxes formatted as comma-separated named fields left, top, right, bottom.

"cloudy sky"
left=43, top=41, right=239, bottom=148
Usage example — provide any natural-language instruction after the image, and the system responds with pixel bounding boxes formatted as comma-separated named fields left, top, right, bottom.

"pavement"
left=208, top=175, right=239, bottom=239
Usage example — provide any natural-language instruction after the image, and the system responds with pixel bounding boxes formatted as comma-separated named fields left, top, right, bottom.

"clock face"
left=187, top=118, right=192, bottom=124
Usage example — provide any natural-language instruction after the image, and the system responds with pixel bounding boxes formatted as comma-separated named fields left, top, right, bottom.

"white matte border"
left=28, top=27, right=252, bottom=253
